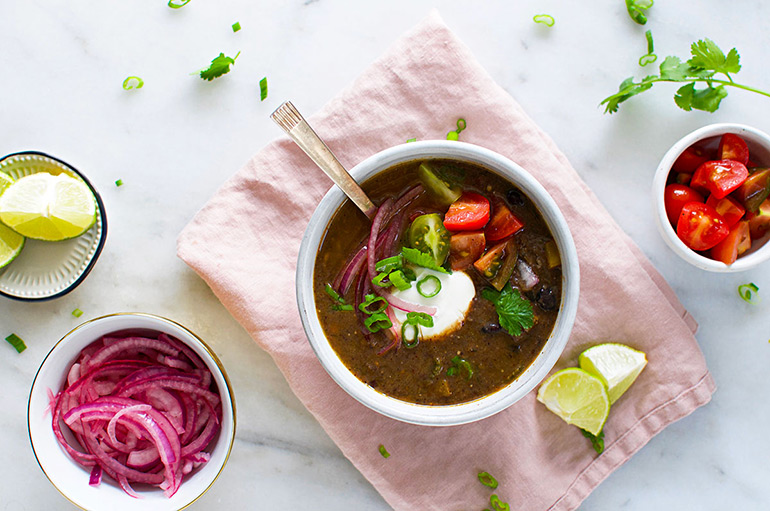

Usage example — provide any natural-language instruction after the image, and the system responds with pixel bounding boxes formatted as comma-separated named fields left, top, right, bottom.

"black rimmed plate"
left=0, top=152, right=107, bottom=301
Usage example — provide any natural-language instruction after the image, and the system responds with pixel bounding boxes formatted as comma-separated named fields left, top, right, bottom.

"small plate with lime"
left=0, top=152, right=107, bottom=301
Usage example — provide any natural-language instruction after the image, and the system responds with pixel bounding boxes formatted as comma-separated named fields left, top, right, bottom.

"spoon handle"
left=271, top=101, right=376, bottom=218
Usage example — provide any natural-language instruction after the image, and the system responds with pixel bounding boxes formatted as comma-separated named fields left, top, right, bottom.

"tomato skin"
left=484, top=199, right=524, bottom=241
left=710, top=221, right=751, bottom=265
left=705, top=194, right=746, bottom=227
left=718, top=133, right=750, bottom=165
left=676, top=202, right=730, bottom=251
left=473, top=240, right=508, bottom=278
left=673, top=146, right=710, bottom=173
left=690, top=159, right=749, bottom=199
left=448, top=231, right=486, bottom=270
left=443, top=192, right=490, bottom=231
left=664, top=184, right=704, bottom=225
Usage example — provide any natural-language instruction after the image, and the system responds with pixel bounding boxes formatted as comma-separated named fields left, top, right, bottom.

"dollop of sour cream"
left=391, top=268, right=475, bottom=340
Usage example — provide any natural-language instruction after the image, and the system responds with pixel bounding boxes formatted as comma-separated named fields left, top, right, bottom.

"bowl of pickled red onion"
left=28, top=313, right=236, bottom=511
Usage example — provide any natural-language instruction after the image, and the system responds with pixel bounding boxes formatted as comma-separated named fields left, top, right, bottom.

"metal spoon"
left=271, top=101, right=376, bottom=219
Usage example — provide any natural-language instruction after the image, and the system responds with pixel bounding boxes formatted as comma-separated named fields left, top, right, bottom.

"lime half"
left=579, top=343, right=647, bottom=404
left=0, top=173, right=96, bottom=241
left=0, top=219, right=24, bottom=268
left=536, top=368, right=610, bottom=436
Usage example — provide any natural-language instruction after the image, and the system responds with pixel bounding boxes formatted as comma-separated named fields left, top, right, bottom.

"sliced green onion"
left=332, top=304, right=354, bottom=311
left=402, top=267, right=417, bottom=281
left=122, top=76, right=144, bottom=90
left=401, top=322, right=420, bottom=348
left=478, top=471, right=499, bottom=489
left=5, top=333, right=26, bottom=353
left=406, top=138, right=417, bottom=143
left=364, top=313, right=392, bottom=333
left=416, top=275, right=441, bottom=298
left=431, top=358, right=442, bottom=377
left=446, top=131, right=459, bottom=141
left=456, top=118, right=466, bottom=133
left=533, top=14, right=555, bottom=27
left=359, top=294, right=388, bottom=315
left=389, top=270, right=411, bottom=291
left=324, top=283, right=343, bottom=303
left=447, top=355, right=473, bottom=379
left=407, top=311, right=433, bottom=328
left=259, top=77, right=268, bottom=101
left=638, top=53, right=657, bottom=66
left=375, top=255, right=403, bottom=273
left=232, top=22, right=241, bottom=32
left=372, top=271, right=391, bottom=287
left=115, top=179, right=124, bottom=187
left=645, top=29, right=655, bottom=53
left=378, top=444, right=390, bottom=458
left=72, top=308, right=84, bottom=318
left=168, top=0, right=190, bottom=8
left=490, top=494, right=510, bottom=511
left=738, top=283, right=760, bottom=304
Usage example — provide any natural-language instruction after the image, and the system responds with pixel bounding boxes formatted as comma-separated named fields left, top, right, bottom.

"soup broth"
left=313, top=159, right=561, bottom=405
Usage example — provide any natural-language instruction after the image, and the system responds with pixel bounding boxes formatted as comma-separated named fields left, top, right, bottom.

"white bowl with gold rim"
left=28, top=313, right=236, bottom=511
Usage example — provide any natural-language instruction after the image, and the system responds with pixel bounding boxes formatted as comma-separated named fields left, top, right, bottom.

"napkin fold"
left=177, top=11, right=714, bottom=511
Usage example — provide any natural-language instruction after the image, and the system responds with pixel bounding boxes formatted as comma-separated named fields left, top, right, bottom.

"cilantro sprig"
left=199, top=51, right=240, bottom=81
left=481, top=283, right=534, bottom=337
left=602, top=38, right=770, bottom=114
left=581, top=428, right=605, bottom=454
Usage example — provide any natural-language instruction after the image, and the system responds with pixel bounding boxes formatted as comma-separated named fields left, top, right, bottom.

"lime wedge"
left=536, top=368, right=610, bottom=436
left=0, top=173, right=96, bottom=241
left=0, top=221, right=25, bottom=268
left=0, top=172, right=14, bottom=195
left=579, top=343, right=647, bottom=404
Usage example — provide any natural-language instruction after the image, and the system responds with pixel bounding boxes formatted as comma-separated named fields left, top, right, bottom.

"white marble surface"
left=1, top=1, right=769, bottom=509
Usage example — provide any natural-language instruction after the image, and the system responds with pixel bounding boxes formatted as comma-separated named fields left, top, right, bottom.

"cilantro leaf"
left=687, top=39, right=741, bottom=75
left=674, top=83, right=728, bottom=112
left=482, top=283, right=534, bottom=336
left=658, top=56, right=690, bottom=81
left=581, top=428, right=605, bottom=454
left=199, top=51, right=240, bottom=81
left=601, top=76, right=655, bottom=114
left=401, top=247, right=450, bottom=274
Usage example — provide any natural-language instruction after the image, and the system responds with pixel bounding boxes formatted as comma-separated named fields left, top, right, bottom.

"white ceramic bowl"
left=28, top=313, right=236, bottom=511
left=652, top=123, right=770, bottom=272
left=296, top=140, right=580, bottom=426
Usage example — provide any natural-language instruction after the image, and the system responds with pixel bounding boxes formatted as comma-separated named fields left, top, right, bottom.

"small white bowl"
left=28, top=313, right=236, bottom=511
left=296, top=140, right=580, bottom=426
left=652, top=123, right=770, bottom=272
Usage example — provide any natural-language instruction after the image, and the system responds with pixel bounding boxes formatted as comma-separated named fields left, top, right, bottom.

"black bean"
left=506, top=189, right=525, bottom=207
left=536, top=286, right=558, bottom=311
left=481, top=323, right=502, bottom=334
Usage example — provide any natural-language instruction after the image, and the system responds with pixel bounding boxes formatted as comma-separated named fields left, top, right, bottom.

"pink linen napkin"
left=177, top=11, right=714, bottom=511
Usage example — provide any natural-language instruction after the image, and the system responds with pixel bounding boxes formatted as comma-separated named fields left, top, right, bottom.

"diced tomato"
left=673, top=146, right=710, bottom=174
left=664, top=184, right=704, bottom=225
left=443, top=192, right=490, bottom=231
left=706, top=194, right=745, bottom=227
left=676, top=202, right=730, bottom=251
left=732, top=168, right=770, bottom=213
left=746, top=198, right=770, bottom=239
left=718, top=133, right=750, bottom=165
left=449, top=231, right=486, bottom=271
left=473, top=240, right=508, bottom=279
left=484, top=199, right=524, bottom=241
left=690, top=159, right=749, bottom=199
left=710, top=221, right=751, bottom=265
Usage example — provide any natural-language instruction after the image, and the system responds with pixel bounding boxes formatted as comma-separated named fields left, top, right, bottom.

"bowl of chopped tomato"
left=653, top=123, right=770, bottom=271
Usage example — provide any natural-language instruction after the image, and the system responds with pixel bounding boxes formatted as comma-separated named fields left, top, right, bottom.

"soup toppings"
left=49, top=333, right=222, bottom=498
left=314, top=159, right=563, bottom=405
